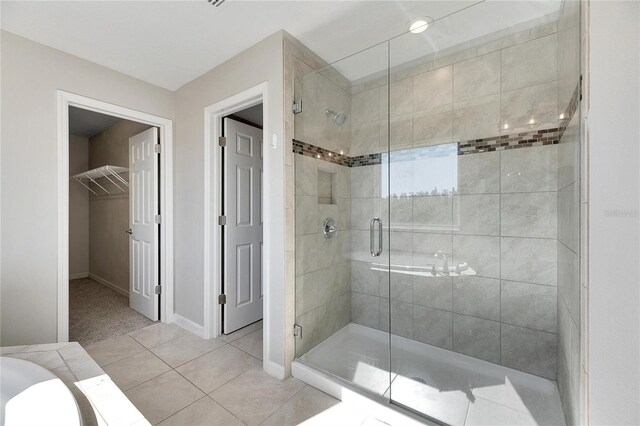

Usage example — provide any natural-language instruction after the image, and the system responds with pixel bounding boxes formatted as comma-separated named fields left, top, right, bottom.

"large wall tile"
left=457, top=151, right=500, bottom=195
left=413, top=306, right=453, bottom=350
left=296, top=195, right=318, bottom=235
left=453, top=94, right=501, bottom=141
left=390, top=78, right=414, bottom=117
left=351, top=260, right=379, bottom=296
left=413, top=232, right=453, bottom=260
left=351, top=165, right=380, bottom=199
left=476, top=29, right=530, bottom=55
left=351, top=198, right=379, bottom=230
left=384, top=197, right=412, bottom=226
left=501, top=193, right=557, bottom=238
left=501, top=81, right=558, bottom=132
left=413, top=196, right=453, bottom=231
left=452, top=276, right=500, bottom=321
left=453, top=314, right=501, bottom=363
left=295, top=234, right=318, bottom=275
left=501, top=145, right=558, bottom=193
left=351, top=292, right=380, bottom=329
left=351, top=121, right=380, bottom=157
left=413, top=105, right=453, bottom=145
left=501, top=324, right=557, bottom=379
left=296, top=271, right=320, bottom=315
left=413, top=66, right=453, bottom=111
left=453, top=51, right=501, bottom=102
left=501, top=280, right=557, bottom=333
left=351, top=88, right=380, bottom=124
left=501, top=34, right=558, bottom=91
left=558, top=242, right=580, bottom=321
left=558, top=113, right=580, bottom=190
left=453, top=194, right=500, bottom=236
left=295, top=155, right=317, bottom=196
left=390, top=300, right=413, bottom=338
left=390, top=113, right=414, bottom=149
left=413, top=276, right=452, bottom=311
left=381, top=271, right=413, bottom=303
left=452, top=235, right=500, bottom=279
left=558, top=183, right=579, bottom=252
left=501, top=237, right=557, bottom=285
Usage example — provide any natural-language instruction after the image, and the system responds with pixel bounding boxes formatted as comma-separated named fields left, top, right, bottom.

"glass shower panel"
left=387, top=3, right=570, bottom=425
left=293, top=42, right=392, bottom=399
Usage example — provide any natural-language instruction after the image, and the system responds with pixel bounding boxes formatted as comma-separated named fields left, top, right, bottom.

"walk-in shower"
left=293, top=1, right=582, bottom=424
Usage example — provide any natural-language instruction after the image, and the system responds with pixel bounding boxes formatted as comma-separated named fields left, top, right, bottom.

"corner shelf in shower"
left=71, top=165, right=129, bottom=195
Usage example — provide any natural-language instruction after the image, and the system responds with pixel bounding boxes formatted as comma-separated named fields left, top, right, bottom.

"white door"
left=223, top=118, right=263, bottom=334
left=129, top=128, right=159, bottom=321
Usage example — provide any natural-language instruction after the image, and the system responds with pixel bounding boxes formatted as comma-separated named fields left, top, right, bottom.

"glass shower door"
left=293, top=42, right=393, bottom=399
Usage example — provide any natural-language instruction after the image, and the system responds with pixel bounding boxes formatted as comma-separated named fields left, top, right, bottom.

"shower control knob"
left=323, top=218, right=338, bottom=239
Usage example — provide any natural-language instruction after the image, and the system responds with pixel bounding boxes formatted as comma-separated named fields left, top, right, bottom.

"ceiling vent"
left=208, top=0, right=226, bottom=6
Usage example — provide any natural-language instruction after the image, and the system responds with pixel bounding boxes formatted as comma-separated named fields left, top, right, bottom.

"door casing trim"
left=204, top=82, right=280, bottom=377
left=57, top=90, right=174, bottom=342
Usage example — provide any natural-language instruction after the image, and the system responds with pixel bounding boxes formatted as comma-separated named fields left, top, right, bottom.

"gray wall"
left=69, top=135, right=89, bottom=278
left=588, top=1, right=640, bottom=424
left=0, top=30, right=174, bottom=345
left=173, top=31, right=285, bottom=366
left=88, top=120, right=152, bottom=295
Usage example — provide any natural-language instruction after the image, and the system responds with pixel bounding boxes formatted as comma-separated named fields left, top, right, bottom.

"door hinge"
left=154, top=214, right=161, bottom=224
left=293, top=324, right=302, bottom=339
left=292, top=99, right=303, bottom=115
left=154, top=144, right=161, bottom=154
left=218, top=294, right=227, bottom=305
left=154, top=285, right=161, bottom=295
left=218, top=136, right=227, bottom=147
left=218, top=215, right=226, bottom=226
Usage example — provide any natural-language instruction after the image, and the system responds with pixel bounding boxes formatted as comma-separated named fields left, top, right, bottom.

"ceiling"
left=0, top=1, right=561, bottom=91
left=69, top=107, right=123, bottom=138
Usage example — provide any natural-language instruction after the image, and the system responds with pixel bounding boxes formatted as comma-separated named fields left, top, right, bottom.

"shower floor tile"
left=300, top=323, right=566, bottom=426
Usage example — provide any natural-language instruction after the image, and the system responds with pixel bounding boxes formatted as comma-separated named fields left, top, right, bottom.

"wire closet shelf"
left=71, top=165, right=129, bottom=195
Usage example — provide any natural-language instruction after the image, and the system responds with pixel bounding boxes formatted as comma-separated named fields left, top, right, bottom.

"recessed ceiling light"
left=409, top=18, right=430, bottom=34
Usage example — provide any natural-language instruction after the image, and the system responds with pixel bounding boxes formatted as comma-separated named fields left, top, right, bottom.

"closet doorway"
left=59, top=92, right=173, bottom=346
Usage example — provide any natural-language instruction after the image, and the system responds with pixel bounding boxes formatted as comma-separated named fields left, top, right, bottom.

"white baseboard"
left=69, top=272, right=89, bottom=280
left=264, top=359, right=286, bottom=380
left=89, top=273, right=129, bottom=297
left=172, top=314, right=205, bottom=338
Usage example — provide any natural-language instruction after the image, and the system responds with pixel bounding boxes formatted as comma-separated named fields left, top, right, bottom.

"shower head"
left=326, top=109, right=348, bottom=126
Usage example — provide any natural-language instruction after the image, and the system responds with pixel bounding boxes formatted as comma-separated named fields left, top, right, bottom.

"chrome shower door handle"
left=370, top=217, right=383, bottom=257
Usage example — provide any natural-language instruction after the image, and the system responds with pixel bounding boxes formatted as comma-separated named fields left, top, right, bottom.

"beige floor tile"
left=158, top=396, right=244, bottom=426
left=210, top=366, right=306, bottom=426
left=125, top=370, right=204, bottom=425
left=150, top=335, right=226, bottom=368
left=129, top=323, right=190, bottom=349
left=219, top=320, right=263, bottom=343
left=176, top=345, right=259, bottom=393
left=230, top=329, right=263, bottom=359
left=85, top=335, right=147, bottom=366
left=261, top=385, right=340, bottom=426
left=103, top=350, right=171, bottom=391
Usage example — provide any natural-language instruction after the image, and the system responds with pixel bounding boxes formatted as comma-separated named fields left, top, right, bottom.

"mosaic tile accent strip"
left=293, top=80, right=582, bottom=166
left=292, top=139, right=353, bottom=166
left=558, top=76, right=581, bottom=138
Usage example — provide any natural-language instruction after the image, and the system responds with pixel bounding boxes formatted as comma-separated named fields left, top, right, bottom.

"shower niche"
left=293, top=2, right=582, bottom=425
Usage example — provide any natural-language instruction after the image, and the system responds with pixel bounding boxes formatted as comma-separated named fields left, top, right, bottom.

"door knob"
left=126, top=228, right=133, bottom=235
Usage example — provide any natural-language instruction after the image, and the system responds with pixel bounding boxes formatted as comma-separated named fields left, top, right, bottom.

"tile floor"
left=84, top=321, right=382, bottom=425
